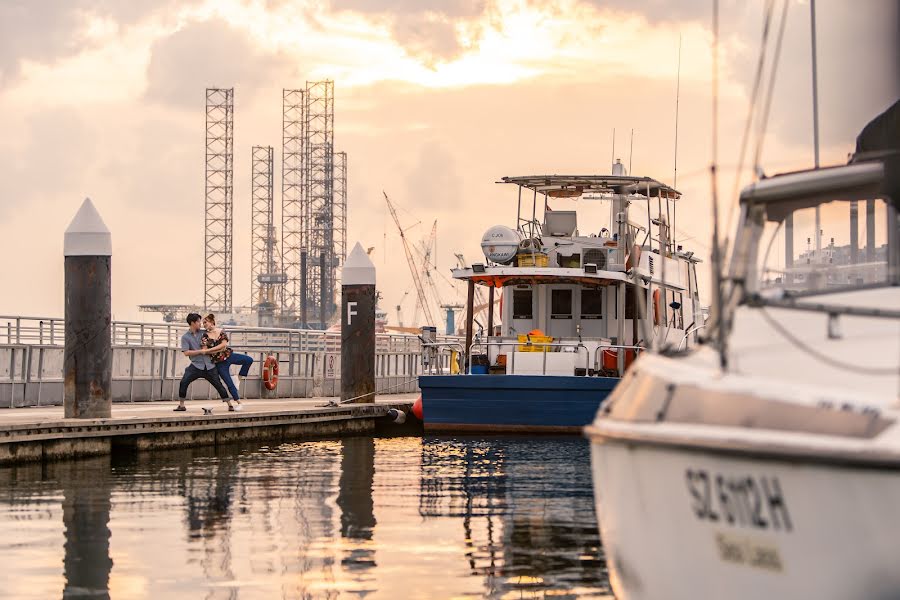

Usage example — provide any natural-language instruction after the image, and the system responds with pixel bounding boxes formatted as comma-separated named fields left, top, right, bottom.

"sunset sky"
left=0, top=0, right=897, bottom=323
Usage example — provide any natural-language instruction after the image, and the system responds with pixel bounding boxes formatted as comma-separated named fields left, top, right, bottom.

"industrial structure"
left=250, top=145, right=285, bottom=326
left=303, top=80, right=337, bottom=327
left=281, top=88, right=305, bottom=322
left=334, top=151, right=348, bottom=272
left=278, top=82, right=345, bottom=328
left=204, top=88, right=234, bottom=313
left=145, top=84, right=348, bottom=328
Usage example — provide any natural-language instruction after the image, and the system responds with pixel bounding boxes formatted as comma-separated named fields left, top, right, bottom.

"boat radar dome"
left=481, top=225, right=520, bottom=265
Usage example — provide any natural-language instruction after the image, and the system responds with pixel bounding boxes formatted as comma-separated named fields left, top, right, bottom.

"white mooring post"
left=63, top=198, right=112, bottom=418
left=341, top=243, right=376, bottom=404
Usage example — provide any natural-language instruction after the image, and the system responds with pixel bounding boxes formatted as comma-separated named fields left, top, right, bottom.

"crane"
left=414, top=220, right=445, bottom=321
left=384, top=191, right=437, bottom=327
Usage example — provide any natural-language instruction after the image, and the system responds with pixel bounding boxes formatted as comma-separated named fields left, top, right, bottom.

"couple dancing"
left=174, top=312, right=253, bottom=412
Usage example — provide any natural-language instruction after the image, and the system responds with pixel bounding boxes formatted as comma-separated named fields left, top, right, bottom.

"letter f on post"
left=347, top=301, right=358, bottom=326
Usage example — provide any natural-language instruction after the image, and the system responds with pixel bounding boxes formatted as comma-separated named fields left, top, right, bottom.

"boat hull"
left=419, top=374, right=618, bottom=433
left=589, top=436, right=900, bottom=600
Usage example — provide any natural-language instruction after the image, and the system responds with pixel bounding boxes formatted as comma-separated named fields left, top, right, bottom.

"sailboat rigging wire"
left=673, top=36, right=681, bottom=252
left=758, top=308, right=899, bottom=376
left=725, top=0, right=777, bottom=234
left=752, top=0, right=791, bottom=174
left=673, top=35, right=682, bottom=191
left=710, top=0, right=727, bottom=370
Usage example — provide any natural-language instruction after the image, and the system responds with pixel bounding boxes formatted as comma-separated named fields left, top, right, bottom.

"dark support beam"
left=486, top=285, right=495, bottom=337
left=319, top=252, right=327, bottom=327
left=866, top=199, right=876, bottom=262
left=300, top=250, right=308, bottom=327
left=465, top=279, right=475, bottom=373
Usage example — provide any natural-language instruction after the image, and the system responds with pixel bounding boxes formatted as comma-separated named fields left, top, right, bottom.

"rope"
left=316, top=377, right=420, bottom=407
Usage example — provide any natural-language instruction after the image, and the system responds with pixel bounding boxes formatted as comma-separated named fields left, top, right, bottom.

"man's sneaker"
left=233, top=404, right=243, bottom=412
left=173, top=406, right=187, bottom=412
left=228, top=405, right=235, bottom=412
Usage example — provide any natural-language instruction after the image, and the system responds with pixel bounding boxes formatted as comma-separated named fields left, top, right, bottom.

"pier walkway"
left=0, top=393, right=419, bottom=465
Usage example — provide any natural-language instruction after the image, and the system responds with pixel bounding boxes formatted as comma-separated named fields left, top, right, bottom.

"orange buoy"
left=411, top=395, right=424, bottom=420
left=262, top=355, right=279, bottom=390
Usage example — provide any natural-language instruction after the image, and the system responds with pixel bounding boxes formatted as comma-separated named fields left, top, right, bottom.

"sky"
left=0, top=0, right=897, bottom=324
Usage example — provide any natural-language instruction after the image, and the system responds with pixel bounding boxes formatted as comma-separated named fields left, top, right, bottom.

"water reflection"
left=418, top=437, right=609, bottom=598
left=0, top=436, right=610, bottom=599
left=57, top=457, right=114, bottom=600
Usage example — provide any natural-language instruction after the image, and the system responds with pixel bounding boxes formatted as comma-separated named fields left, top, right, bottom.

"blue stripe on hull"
left=418, top=375, right=619, bottom=432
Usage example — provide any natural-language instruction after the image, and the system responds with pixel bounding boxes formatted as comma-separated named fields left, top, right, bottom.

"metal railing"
left=469, top=340, right=592, bottom=375
left=0, top=315, right=460, bottom=353
left=0, top=343, right=423, bottom=407
left=0, top=315, right=453, bottom=407
left=592, top=344, right=645, bottom=377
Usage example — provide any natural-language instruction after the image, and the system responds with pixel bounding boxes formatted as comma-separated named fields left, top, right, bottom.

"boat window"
left=551, top=289, right=573, bottom=319
left=757, top=197, right=893, bottom=294
left=624, top=285, right=635, bottom=320
left=512, top=289, right=533, bottom=319
left=581, top=289, right=603, bottom=319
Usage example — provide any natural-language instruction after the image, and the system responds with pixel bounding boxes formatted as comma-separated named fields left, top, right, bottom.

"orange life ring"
left=652, top=288, right=661, bottom=326
left=262, top=355, right=279, bottom=390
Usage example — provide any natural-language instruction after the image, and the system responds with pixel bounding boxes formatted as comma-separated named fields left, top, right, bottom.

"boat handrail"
left=677, top=324, right=707, bottom=352
left=591, top=344, right=646, bottom=377
left=469, top=339, right=592, bottom=376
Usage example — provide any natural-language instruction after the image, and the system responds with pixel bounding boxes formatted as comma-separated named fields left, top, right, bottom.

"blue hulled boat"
left=417, top=168, right=705, bottom=433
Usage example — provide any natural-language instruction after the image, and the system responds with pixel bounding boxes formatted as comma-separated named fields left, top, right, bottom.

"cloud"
left=329, top=0, right=487, bottom=62
left=0, top=0, right=196, bottom=83
left=144, top=19, right=295, bottom=109
left=330, top=0, right=486, bottom=18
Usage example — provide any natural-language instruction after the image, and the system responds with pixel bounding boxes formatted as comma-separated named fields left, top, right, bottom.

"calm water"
left=0, top=436, right=611, bottom=599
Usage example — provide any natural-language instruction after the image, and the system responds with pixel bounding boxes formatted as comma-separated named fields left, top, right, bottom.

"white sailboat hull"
left=590, top=438, right=900, bottom=600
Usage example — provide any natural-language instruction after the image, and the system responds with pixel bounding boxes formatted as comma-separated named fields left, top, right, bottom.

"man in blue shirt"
left=174, top=313, right=234, bottom=412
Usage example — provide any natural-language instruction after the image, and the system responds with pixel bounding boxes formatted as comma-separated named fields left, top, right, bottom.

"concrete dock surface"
left=0, top=393, right=420, bottom=464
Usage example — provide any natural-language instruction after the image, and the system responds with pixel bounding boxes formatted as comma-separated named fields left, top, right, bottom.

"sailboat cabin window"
left=581, top=289, right=603, bottom=319
left=551, top=289, right=573, bottom=319
left=512, top=289, right=533, bottom=319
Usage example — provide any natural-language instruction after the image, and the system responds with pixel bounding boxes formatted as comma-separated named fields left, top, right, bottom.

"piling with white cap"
left=63, top=198, right=112, bottom=418
left=341, top=242, right=376, bottom=403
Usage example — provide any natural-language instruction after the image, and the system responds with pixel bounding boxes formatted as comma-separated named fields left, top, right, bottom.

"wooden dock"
left=0, top=395, right=419, bottom=464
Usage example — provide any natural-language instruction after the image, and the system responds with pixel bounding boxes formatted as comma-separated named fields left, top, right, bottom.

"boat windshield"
left=756, top=196, right=893, bottom=294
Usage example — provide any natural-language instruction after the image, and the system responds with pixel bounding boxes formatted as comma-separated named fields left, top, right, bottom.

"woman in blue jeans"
left=201, top=314, right=254, bottom=410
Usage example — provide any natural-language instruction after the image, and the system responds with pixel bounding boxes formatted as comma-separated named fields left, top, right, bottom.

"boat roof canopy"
left=499, top=175, right=681, bottom=200
left=739, top=160, right=897, bottom=223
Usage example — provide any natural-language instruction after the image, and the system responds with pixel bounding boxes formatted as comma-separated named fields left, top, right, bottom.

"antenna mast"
left=674, top=34, right=682, bottom=190
left=810, top=0, right=822, bottom=261
left=628, top=129, right=634, bottom=175
left=611, top=128, right=616, bottom=171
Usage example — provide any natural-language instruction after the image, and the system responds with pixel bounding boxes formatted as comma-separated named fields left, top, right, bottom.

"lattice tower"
left=204, top=88, right=234, bottom=313
left=303, top=80, right=335, bottom=325
left=251, top=146, right=277, bottom=308
left=281, top=89, right=305, bottom=316
left=333, top=151, right=348, bottom=275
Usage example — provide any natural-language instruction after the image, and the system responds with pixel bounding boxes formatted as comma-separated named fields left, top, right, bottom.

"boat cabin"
left=452, top=174, right=705, bottom=377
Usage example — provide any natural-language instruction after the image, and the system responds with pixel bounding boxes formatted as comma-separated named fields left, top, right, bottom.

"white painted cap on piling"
left=64, top=198, right=111, bottom=256
left=343, top=242, right=375, bottom=286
